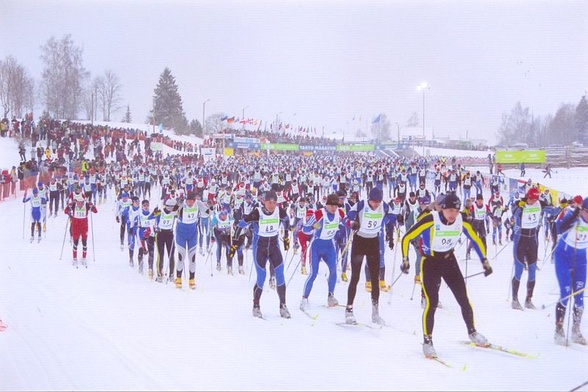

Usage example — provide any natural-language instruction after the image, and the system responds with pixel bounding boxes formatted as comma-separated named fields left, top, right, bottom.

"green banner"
left=495, top=150, right=545, bottom=164
left=336, top=144, right=375, bottom=152
left=260, top=143, right=299, bottom=151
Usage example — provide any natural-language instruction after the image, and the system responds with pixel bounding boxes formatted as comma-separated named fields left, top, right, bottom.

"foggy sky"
left=2, top=0, right=587, bottom=144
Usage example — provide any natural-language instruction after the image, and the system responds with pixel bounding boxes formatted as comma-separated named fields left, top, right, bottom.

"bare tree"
left=0, top=56, right=35, bottom=118
left=98, top=70, right=122, bottom=121
left=39, top=34, right=88, bottom=119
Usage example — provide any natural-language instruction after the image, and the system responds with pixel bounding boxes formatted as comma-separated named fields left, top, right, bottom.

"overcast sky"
left=2, top=0, right=587, bottom=144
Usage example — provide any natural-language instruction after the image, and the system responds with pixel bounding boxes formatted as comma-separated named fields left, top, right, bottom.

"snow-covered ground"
left=0, top=134, right=587, bottom=391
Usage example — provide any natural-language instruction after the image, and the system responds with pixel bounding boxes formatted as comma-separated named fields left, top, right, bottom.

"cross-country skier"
left=300, top=194, right=345, bottom=311
left=553, top=197, right=588, bottom=345
left=23, top=187, right=47, bottom=243
left=64, top=193, right=97, bottom=267
left=235, top=190, right=291, bottom=319
left=344, top=187, right=397, bottom=326
left=175, top=191, right=200, bottom=289
left=400, top=193, right=493, bottom=358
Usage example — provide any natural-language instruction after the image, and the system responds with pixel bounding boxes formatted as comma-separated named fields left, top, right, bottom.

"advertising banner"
left=496, top=150, right=545, bottom=164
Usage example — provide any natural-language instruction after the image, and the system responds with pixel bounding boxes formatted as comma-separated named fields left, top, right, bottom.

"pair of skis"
left=427, top=341, right=536, bottom=368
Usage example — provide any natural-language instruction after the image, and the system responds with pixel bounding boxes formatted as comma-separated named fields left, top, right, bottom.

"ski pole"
left=248, top=252, right=254, bottom=282
left=464, top=271, right=485, bottom=279
left=464, top=253, right=469, bottom=287
left=285, top=250, right=297, bottom=272
left=410, top=281, right=417, bottom=301
left=90, top=209, right=96, bottom=262
left=286, top=258, right=302, bottom=287
left=506, top=261, right=515, bottom=302
left=22, top=199, right=26, bottom=239
left=59, top=218, right=70, bottom=261
left=492, top=241, right=510, bottom=260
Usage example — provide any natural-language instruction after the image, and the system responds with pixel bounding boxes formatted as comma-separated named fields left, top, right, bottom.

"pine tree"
left=575, top=95, right=588, bottom=144
left=150, top=68, right=188, bottom=134
left=121, top=105, right=132, bottom=123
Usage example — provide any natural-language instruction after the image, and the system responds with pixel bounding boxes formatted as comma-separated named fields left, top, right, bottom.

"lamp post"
left=417, top=82, right=429, bottom=138
left=396, top=122, right=400, bottom=146
left=202, top=98, right=211, bottom=136
left=241, top=106, right=249, bottom=133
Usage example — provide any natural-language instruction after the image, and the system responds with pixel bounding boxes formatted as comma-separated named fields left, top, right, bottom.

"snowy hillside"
left=0, top=133, right=587, bottom=391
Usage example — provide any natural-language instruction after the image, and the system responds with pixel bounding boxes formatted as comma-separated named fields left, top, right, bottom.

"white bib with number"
left=258, top=207, right=280, bottom=238
left=430, top=211, right=462, bottom=252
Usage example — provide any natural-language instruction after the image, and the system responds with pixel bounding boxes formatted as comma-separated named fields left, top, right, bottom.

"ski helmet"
left=526, top=188, right=540, bottom=200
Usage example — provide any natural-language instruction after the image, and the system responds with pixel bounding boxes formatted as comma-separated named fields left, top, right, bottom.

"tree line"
left=1, top=34, right=587, bottom=145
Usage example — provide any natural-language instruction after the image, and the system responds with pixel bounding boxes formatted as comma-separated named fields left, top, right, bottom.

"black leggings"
left=347, top=235, right=381, bottom=306
left=421, top=253, right=475, bottom=337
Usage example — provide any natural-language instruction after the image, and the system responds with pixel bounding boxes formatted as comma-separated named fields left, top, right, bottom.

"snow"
left=0, top=134, right=587, bottom=391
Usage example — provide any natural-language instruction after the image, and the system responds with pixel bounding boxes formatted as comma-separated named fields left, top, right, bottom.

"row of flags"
left=219, top=114, right=382, bottom=134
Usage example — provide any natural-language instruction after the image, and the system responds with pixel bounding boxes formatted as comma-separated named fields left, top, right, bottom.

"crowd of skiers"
left=12, top=148, right=586, bottom=358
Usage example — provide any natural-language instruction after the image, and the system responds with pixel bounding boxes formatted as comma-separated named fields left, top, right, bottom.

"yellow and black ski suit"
left=401, top=210, right=487, bottom=340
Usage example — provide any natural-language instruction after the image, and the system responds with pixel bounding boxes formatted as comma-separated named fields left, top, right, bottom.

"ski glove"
left=482, top=259, right=493, bottom=277
left=388, top=238, right=394, bottom=250
left=283, top=237, right=290, bottom=251
left=116, top=216, right=120, bottom=223
left=400, top=258, right=410, bottom=274
left=348, top=220, right=360, bottom=230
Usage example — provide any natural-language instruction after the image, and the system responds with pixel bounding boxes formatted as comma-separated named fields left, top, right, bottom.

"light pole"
left=242, top=106, right=249, bottom=132
left=202, top=98, right=211, bottom=136
left=396, top=122, right=400, bottom=146
left=417, top=82, right=430, bottom=139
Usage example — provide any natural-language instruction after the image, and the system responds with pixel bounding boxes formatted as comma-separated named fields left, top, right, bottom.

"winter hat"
left=336, top=190, right=347, bottom=197
left=264, top=191, right=278, bottom=202
left=165, top=198, right=177, bottom=207
left=582, top=197, right=588, bottom=211
left=419, top=196, right=430, bottom=205
left=74, top=193, right=85, bottom=202
left=409, top=191, right=416, bottom=197
left=32, top=187, right=39, bottom=195
left=526, top=188, right=540, bottom=200
left=121, top=192, right=129, bottom=198
left=306, top=209, right=314, bottom=217
left=186, top=191, right=197, bottom=200
left=368, top=188, right=383, bottom=202
left=573, top=195, right=583, bottom=205
left=435, top=193, right=446, bottom=206
left=441, top=193, right=462, bottom=210
left=326, top=193, right=340, bottom=206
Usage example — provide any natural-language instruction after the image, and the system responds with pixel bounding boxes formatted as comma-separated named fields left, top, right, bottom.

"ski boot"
left=300, top=265, right=308, bottom=275
left=227, top=266, right=233, bottom=276
left=72, top=258, right=78, bottom=268
left=189, top=279, right=196, bottom=290
left=216, top=262, right=221, bottom=272
left=468, top=331, right=489, bottom=346
left=148, top=269, right=154, bottom=280
left=555, top=325, right=567, bottom=346
left=423, top=336, right=437, bottom=358
left=327, top=293, right=339, bottom=307
left=238, top=266, right=245, bottom=275
left=269, top=276, right=276, bottom=290
left=371, top=302, right=385, bottom=326
left=300, top=297, right=309, bottom=311
left=379, top=280, right=390, bottom=292
left=341, top=272, right=348, bottom=282
left=280, top=304, right=291, bottom=319
left=175, top=277, right=182, bottom=289
left=365, top=281, right=372, bottom=292
left=81, top=258, right=87, bottom=268
left=252, top=305, right=263, bottom=319
left=572, top=306, right=587, bottom=345
left=345, top=308, right=357, bottom=325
